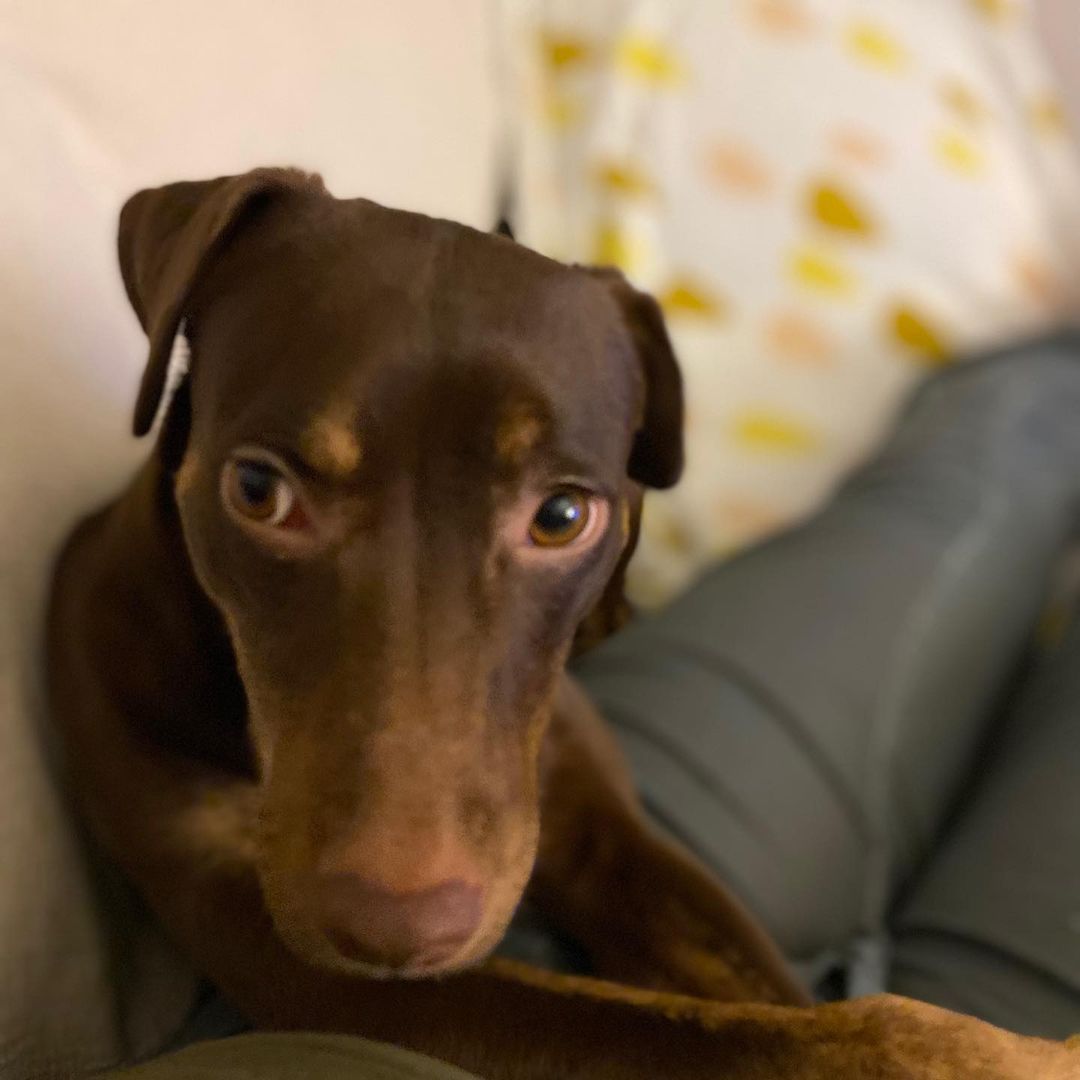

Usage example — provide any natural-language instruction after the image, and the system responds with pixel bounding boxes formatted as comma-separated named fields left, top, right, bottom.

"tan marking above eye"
left=175, top=449, right=201, bottom=497
left=495, top=406, right=544, bottom=467
left=303, top=402, right=361, bottom=477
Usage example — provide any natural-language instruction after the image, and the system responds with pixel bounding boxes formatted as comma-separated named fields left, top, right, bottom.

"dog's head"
left=119, top=168, right=682, bottom=978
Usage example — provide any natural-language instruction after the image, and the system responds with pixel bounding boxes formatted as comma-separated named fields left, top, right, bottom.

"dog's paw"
left=823, top=995, right=1080, bottom=1080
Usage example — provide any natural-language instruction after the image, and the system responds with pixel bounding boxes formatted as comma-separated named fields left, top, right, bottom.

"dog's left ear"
left=588, top=267, right=684, bottom=489
left=119, top=167, right=326, bottom=437
left=572, top=269, right=683, bottom=654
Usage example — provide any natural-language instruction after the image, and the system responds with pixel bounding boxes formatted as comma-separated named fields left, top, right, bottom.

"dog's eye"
left=529, top=489, right=590, bottom=547
left=223, top=459, right=302, bottom=528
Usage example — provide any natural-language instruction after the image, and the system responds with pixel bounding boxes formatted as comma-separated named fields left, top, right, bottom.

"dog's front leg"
left=530, top=675, right=812, bottom=1006
left=59, top=699, right=1079, bottom=1080
left=59, top=689, right=790, bottom=1080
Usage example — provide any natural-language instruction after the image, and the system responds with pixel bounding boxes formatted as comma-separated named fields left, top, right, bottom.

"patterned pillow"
left=502, top=0, right=1080, bottom=606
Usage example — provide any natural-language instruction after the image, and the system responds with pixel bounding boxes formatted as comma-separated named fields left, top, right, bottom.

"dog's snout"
left=317, top=873, right=483, bottom=970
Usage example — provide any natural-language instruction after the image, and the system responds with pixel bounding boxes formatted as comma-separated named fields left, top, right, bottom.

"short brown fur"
left=48, top=169, right=1078, bottom=1078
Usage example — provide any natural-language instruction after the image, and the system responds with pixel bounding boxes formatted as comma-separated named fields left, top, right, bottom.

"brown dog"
left=47, top=169, right=1079, bottom=1078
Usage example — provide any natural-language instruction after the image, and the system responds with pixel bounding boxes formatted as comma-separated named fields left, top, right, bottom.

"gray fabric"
left=891, top=609, right=1080, bottom=1037
left=572, top=333, right=1080, bottom=1034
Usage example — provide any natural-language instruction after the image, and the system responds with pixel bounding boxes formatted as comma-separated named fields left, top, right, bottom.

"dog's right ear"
left=586, top=267, right=684, bottom=490
left=119, top=167, right=326, bottom=437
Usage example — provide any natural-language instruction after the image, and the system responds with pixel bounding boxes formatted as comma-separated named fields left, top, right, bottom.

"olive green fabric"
left=100, top=1033, right=480, bottom=1080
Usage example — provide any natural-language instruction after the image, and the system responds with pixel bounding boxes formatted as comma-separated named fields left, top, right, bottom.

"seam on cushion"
left=554, top=724, right=772, bottom=939
left=890, top=925, right=1080, bottom=1003
left=860, top=385, right=1010, bottom=942
left=631, top=773, right=779, bottom=937
left=656, top=638, right=872, bottom=845
left=597, top=694, right=771, bottom=841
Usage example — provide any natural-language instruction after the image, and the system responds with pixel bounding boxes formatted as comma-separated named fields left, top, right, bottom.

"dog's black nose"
left=317, top=874, right=483, bottom=970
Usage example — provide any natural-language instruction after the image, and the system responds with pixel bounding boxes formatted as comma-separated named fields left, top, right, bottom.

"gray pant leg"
left=573, top=335, right=1080, bottom=968
left=890, top=612, right=1080, bottom=1038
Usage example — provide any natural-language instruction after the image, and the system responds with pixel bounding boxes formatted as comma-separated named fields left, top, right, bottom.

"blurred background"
left=4, top=1, right=1080, bottom=1075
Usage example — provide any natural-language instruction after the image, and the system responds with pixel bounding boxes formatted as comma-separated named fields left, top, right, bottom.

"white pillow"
left=504, top=0, right=1080, bottom=605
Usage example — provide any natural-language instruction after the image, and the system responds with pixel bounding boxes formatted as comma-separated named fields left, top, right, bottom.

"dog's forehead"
left=195, top=198, right=630, bottom=412
left=190, top=197, right=638, bottom=468
left=206, top=196, right=619, bottom=357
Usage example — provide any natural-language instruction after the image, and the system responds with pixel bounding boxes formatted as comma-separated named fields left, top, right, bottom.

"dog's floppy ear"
left=588, top=267, right=684, bottom=489
left=573, top=269, right=683, bottom=654
left=119, top=167, right=326, bottom=437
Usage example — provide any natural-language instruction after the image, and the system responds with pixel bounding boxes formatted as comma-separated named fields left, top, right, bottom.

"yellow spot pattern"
left=734, top=411, right=822, bottom=453
left=592, top=221, right=646, bottom=272
left=890, top=303, right=950, bottom=365
left=542, top=94, right=583, bottom=130
left=614, top=36, right=684, bottom=86
left=593, top=160, right=656, bottom=197
left=940, top=80, right=989, bottom=126
left=539, top=32, right=593, bottom=70
left=519, top=3, right=1080, bottom=610
left=1032, top=96, right=1069, bottom=137
left=659, top=277, right=728, bottom=320
left=936, top=131, right=985, bottom=175
left=789, top=246, right=857, bottom=296
left=970, top=0, right=1015, bottom=21
left=845, top=23, right=909, bottom=73
left=809, top=181, right=877, bottom=238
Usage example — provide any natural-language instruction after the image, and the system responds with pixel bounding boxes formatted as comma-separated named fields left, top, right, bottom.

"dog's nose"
left=317, top=874, right=483, bottom=969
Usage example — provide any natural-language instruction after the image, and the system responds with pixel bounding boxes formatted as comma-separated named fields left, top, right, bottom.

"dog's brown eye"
left=223, top=459, right=299, bottom=527
left=529, top=490, right=590, bottom=547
